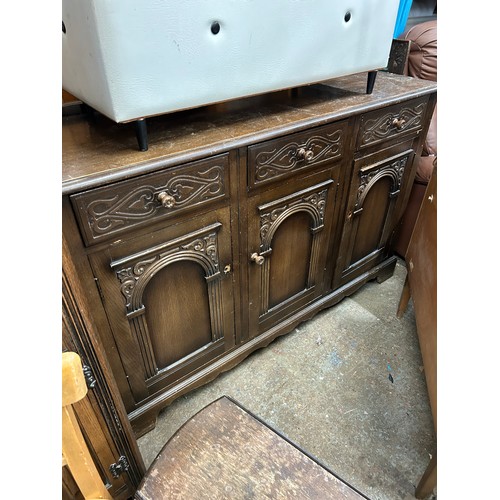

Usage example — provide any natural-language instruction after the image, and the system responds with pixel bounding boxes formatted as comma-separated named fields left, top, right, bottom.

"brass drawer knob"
left=297, top=147, right=314, bottom=161
left=392, top=117, right=406, bottom=129
left=250, top=252, right=265, bottom=265
left=157, top=191, right=176, bottom=208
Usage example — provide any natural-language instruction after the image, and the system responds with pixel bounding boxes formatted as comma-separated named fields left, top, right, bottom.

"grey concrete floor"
left=138, top=258, right=436, bottom=500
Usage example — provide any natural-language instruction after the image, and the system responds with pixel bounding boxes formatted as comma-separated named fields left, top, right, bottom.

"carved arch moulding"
left=110, top=223, right=224, bottom=379
left=256, top=180, right=333, bottom=315
left=353, top=152, right=411, bottom=217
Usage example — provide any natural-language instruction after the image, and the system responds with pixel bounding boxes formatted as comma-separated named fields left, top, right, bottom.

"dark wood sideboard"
left=62, top=72, right=436, bottom=496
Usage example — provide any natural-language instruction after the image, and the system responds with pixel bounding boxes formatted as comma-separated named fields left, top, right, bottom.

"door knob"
left=157, top=191, right=176, bottom=208
left=297, top=147, right=314, bottom=161
left=250, top=252, right=265, bottom=265
left=392, top=117, right=406, bottom=129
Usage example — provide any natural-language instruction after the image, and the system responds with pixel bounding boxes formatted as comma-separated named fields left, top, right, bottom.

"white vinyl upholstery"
left=62, top=0, right=399, bottom=123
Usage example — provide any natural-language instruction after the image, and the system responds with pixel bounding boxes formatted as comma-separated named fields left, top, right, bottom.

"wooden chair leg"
left=62, top=352, right=112, bottom=500
left=415, top=454, right=437, bottom=499
left=62, top=405, right=112, bottom=499
left=397, top=274, right=411, bottom=318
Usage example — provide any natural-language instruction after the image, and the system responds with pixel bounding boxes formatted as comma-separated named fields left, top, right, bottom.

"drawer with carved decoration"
left=356, top=96, right=429, bottom=150
left=71, top=153, right=230, bottom=246
left=247, top=120, right=348, bottom=191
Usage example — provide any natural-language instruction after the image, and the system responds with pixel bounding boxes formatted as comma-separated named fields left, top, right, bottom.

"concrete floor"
left=138, top=258, right=436, bottom=500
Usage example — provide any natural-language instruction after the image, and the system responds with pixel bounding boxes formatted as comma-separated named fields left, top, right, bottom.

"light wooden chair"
left=62, top=351, right=112, bottom=500
left=63, top=351, right=368, bottom=499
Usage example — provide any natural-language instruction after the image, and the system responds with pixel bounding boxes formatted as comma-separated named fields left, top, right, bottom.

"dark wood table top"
left=135, top=396, right=368, bottom=499
left=62, top=72, right=436, bottom=195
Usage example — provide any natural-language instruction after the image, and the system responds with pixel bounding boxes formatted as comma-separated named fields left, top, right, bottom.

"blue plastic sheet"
left=393, top=0, right=413, bottom=38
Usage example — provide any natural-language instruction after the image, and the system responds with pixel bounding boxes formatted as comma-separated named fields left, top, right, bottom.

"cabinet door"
left=246, top=175, right=338, bottom=339
left=89, top=208, right=235, bottom=410
left=334, top=147, right=415, bottom=287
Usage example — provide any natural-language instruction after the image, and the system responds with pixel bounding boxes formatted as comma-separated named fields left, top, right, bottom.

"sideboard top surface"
left=62, top=72, right=436, bottom=195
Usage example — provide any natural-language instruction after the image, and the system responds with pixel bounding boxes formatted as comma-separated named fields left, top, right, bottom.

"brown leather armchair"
left=393, top=20, right=437, bottom=257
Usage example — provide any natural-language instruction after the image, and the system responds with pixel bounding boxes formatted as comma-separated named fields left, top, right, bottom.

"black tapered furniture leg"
left=80, top=102, right=96, bottom=122
left=366, top=70, right=377, bottom=94
left=135, top=118, right=148, bottom=151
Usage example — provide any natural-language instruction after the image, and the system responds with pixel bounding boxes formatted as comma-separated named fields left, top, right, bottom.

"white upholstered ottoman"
left=62, top=0, right=399, bottom=150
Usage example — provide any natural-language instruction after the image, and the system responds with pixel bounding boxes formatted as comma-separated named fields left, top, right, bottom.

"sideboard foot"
left=375, top=256, right=397, bottom=283
left=132, top=411, right=158, bottom=439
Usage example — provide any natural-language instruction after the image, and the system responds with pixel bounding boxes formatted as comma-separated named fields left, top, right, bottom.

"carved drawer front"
left=357, top=97, right=429, bottom=150
left=71, top=153, right=230, bottom=246
left=247, top=121, right=347, bottom=190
